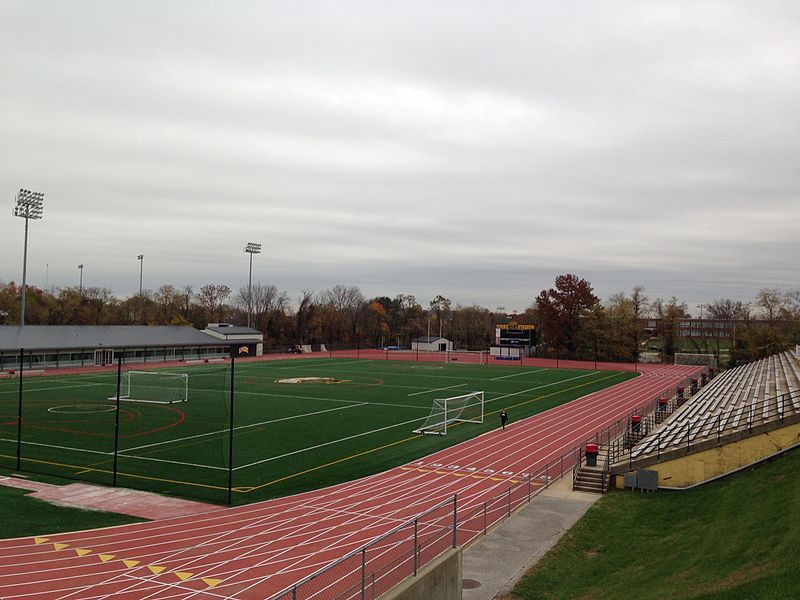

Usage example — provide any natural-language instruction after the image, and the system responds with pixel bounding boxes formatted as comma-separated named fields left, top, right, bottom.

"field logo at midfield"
left=275, top=376, right=349, bottom=384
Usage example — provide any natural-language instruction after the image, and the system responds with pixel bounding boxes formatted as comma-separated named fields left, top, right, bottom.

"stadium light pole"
left=13, top=189, right=44, bottom=326
left=244, top=242, right=261, bottom=328
left=78, top=264, right=84, bottom=297
left=138, top=254, right=144, bottom=297
left=137, top=254, right=144, bottom=323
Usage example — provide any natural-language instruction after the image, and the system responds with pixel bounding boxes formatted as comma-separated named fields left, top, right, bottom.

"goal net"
left=110, top=371, right=189, bottom=404
left=674, top=353, right=717, bottom=368
left=445, top=350, right=487, bottom=365
left=413, top=391, right=484, bottom=435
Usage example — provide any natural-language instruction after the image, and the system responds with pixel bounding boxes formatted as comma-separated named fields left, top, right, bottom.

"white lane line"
left=490, top=368, right=548, bottom=381
left=407, top=383, right=467, bottom=397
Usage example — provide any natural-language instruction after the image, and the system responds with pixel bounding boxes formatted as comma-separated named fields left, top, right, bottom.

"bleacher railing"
left=608, top=390, right=800, bottom=469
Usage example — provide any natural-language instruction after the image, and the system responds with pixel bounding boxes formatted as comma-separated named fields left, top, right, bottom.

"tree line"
left=1, top=275, right=798, bottom=364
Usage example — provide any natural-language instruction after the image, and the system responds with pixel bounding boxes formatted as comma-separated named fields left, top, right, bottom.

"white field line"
left=277, top=359, right=372, bottom=371
left=490, top=368, right=549, bottom=381
left=488, top=370, right=600, bottom=404
left=406, top=383, right=466, bottom=397
left=0, top=435, right=225, bottom=472
left=0, top=381, right=105, bottom=395
left=120, top=403, right=369, bottom=454
left=233, top=412, right=431, bottom=471
left=233, top=372, right=605, bottom=472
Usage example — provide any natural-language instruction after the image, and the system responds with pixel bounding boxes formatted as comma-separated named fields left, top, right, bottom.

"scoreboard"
left=495, top=323, right=536, bottom=347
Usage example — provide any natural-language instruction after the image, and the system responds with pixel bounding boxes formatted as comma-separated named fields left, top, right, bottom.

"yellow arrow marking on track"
left=203, top=578, right=223, bottom=588
left=98, top=554, right=115, bottom=562
left=53, top=543, right=69, bottom=551
left=75, top=548, right=92, bottom=557
left=123, top=560, right=140, bottom=568
left=148, top=565, right=166, bottom=575
left=175, top=572, right=194, bottom=581
left=34, top=537, right=49, bottom=545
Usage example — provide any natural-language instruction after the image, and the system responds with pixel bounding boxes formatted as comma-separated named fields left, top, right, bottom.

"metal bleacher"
left=630, top=351, right=800, bottom=460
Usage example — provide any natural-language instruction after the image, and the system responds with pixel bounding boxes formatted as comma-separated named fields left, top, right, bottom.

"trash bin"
left=708, top=367, right=715, bottom=379
left=701, top=372, right=708, bottom=386
left=658, top=396, right=668, bottom=411
left=691, top=378, right=699, bottom=394
left=631, top=414, right=642, bottom=433
left=585, top=443, right=598, bottom=467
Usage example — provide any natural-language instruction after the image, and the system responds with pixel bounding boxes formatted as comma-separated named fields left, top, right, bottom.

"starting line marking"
left=401, top=466, right=521, bottom=484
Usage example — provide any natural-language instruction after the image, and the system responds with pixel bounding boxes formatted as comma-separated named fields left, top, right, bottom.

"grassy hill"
left=510, top=448, right=800, bottom=600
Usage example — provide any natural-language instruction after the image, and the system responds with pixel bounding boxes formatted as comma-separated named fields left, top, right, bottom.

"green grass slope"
left=511, top=449, right=800, bottom=600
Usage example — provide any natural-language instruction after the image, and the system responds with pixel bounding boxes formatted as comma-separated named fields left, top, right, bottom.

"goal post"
left=674, top=353, right=717, bottom=368
left=110, top=371, right=189, bottom=404
left=445, top=350, right=487, bottom=365
left=413, top=391, right=484, bottom=435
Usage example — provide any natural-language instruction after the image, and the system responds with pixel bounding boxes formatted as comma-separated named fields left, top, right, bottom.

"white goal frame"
left=674, top=353, right=717, bottom=368
left=413, top=391, right=484, bottom=435
left=109, top=371, right=189, bottom=404
left=444, top=350, right=487, bottom=365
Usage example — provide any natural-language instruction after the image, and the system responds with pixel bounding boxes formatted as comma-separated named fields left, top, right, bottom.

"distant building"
left=0, top=324, right=259, bottom=372
left=203, top=323, right=263, bottom=355
left=411, top=336, right=453, bottom=352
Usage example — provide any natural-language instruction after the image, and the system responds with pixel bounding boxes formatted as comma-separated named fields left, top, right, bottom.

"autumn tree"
left=535, top=274, right=599, bottom=356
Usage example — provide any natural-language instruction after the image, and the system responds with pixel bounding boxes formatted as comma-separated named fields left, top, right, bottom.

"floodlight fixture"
left=244, top=242, right=262, bottom=328
left=13, top=188, right=45, bottom=326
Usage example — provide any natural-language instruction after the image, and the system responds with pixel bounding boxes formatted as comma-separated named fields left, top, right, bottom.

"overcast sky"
left=1, top=1, right=798, bottom=313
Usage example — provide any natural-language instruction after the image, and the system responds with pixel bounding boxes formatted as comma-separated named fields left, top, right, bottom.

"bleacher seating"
left=631, top=351, right=800, bottom=459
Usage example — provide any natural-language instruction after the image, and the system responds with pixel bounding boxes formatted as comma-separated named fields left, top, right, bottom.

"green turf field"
left=0, top=358, right=636, bottom=505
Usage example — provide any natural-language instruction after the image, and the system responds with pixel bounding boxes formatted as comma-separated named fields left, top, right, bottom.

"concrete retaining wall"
left=614, top=421, right=800, bottom=489
left=381, top=547, right=462, bottom=600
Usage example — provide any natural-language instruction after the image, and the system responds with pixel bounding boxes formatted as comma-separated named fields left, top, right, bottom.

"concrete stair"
left=573, top=462, right=607, bottom=494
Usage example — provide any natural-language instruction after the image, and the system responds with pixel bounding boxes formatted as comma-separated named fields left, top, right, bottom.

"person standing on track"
left=500, top=409, right=508, bottom=430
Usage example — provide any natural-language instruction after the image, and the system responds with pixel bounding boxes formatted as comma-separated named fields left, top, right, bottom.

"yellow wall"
left=616, top=423, right=800, bottom=489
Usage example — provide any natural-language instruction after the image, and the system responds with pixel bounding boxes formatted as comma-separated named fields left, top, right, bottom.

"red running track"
left=0, top=363, right=702, bottom=599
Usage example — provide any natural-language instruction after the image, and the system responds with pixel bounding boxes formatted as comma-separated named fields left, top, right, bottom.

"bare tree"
left=706, top=299, right=750, bottom=320
left=756, top=288, right=784, bottom=322
left=196, top=284, right=231, bottom=324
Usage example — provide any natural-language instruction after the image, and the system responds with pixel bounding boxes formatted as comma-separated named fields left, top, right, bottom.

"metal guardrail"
left=266, top=454, right=582, bottom=600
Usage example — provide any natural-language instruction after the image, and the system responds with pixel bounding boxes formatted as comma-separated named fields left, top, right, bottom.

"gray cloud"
left=1, top=1, right=798, bottom=313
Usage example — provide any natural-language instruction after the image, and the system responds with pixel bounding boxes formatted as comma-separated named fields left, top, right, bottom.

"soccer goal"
left=674, top=353, right=717, bottom=368
left=109, top=371, right=189, bottom=404
left=445, top=350, right=487, bottom=365
left=413, top=391, right=484, bottom=435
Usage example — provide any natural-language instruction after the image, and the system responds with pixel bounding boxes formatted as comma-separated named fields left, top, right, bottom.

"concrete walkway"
left=462, top=474, right=601, bottom=600
left=0, top=475, right=224, bottom=520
